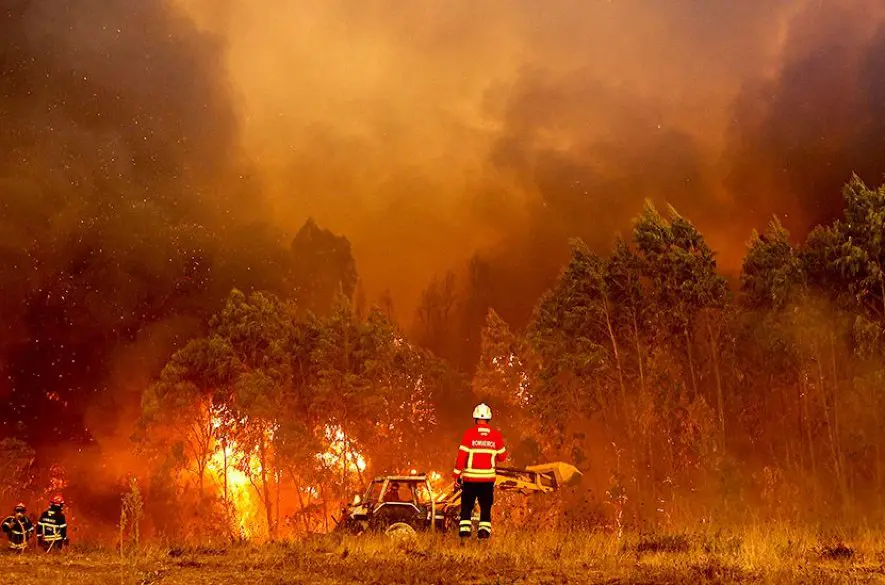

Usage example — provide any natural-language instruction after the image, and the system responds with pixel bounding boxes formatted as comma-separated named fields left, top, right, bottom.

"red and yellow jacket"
left=453, top=423, right=507, bottom=483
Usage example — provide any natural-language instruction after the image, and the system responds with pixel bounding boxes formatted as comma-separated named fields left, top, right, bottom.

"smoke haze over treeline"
left=3, top=0, right=885, bottom=534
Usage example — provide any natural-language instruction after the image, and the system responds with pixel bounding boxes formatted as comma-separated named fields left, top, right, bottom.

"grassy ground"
left=1, top=529, right=884, bottom=584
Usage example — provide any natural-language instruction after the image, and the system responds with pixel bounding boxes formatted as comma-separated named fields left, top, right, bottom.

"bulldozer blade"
left=433, top=461, right=583, bottom=506
left=524, top=462, right=583, bottom=487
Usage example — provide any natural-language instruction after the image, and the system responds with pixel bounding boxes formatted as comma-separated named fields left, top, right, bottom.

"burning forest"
left=4, top=0, right=885, bottom=582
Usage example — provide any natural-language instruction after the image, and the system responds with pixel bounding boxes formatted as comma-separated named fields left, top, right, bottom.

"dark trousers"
left=459, top=481, right=494, bottom=538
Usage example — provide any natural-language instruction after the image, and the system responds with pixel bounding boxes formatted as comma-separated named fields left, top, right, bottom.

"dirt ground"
left=1, top=530, right=883, bottom=584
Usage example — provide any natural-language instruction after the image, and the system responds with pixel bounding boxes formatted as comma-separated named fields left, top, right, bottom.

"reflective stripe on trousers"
left=39, top=522, right=65, bottom=537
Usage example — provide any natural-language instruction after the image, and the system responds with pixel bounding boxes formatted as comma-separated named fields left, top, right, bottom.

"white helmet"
left=472, top=403, right=492, bottom=421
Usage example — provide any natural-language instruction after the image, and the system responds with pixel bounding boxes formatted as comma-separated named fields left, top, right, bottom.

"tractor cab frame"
left=340, top=474, right=441, bottom=536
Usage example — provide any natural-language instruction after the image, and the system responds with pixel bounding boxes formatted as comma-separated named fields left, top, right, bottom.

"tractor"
left=335, top=462, right=581, bottom=537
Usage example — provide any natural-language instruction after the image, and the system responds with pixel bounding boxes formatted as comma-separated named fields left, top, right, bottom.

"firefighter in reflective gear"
left=2, top=503, right=35, bottom=552
left=452, top=403, right=506, bottom=539
left=37, top=495, right=68, bottom=552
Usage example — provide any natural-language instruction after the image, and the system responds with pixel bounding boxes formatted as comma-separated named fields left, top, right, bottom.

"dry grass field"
left=2, top=528, right=884, bottom=584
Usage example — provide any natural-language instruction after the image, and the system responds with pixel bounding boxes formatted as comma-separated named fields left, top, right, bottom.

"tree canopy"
left=132, top=178, right=885, bottom=538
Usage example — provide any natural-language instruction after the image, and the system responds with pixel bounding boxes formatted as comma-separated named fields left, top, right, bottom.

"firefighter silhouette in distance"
left=452, top=403, right=506, bottom=539
left=2, top=503, right=35, bottom=552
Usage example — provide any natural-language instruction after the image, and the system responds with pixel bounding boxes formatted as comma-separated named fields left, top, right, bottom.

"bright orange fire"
left=427, top=471, right=447, bottom=499
left=318, top=424, right=367, bottom=474
left=208, top=440, right=261, bottom=538
left=204, top=416, right=368, bottom=538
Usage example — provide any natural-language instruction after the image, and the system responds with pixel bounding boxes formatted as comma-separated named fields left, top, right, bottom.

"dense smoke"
left=0, top=0, right=285, bottom=450
left=727, top=0, right=885, bottom=234
left=3, top=0, right=885, bottom=526
left=175, top=0, right=885, bottom=316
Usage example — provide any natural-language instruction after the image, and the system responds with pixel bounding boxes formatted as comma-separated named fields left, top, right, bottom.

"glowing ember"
left=492, top=352, right=532, bottom=405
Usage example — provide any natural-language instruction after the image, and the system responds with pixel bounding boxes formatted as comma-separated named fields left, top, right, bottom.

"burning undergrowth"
left=129, top=290, right=453, bottom=542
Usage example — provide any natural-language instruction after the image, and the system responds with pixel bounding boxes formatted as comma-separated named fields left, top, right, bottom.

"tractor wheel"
left=385, top=522, right=417, bottom=539
left=368, top=505, right=424, bottom=534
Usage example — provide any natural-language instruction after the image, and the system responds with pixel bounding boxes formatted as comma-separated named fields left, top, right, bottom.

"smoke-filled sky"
left=3, top=0, right=885, bottom=446
left=177, top=0, right=885, bottom=304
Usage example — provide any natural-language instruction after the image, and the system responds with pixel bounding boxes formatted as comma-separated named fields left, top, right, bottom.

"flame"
left=317, top=424, right=367, bottom=474
left=201, top=416, right=369, bottom=538
left=426, top=470, right=447, bottom=500
left=203, top=411, right=268, bottom=538
left=208, top=439, right=262, bottom=539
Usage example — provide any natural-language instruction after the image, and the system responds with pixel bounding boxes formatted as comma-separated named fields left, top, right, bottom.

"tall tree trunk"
left=342, top=426, right=365, bottom=485
left=603, top=295, right=629, bottom=426
left=813, top=342, right=847, bottom=506
left=705, top=319, right=725, bottom=442
left=190, top=418, right=210, bottom=501
left=322, top=487, right=329, bottom=532
left=829, top=334, right=847, bottom=485
left=776, top=375, right=795, bottom=471
left=197, top=460, right=205, bottom=499
left=684, top=326, right=698, bottom=398
left=602, top=294, right=641, bottom=524
left=880, top=270, right=885, bottom=322
left=648, top=432, right=657, bottom=530
left=258, top=436, right=275, bottom=540
left=291, top=472, right=313, bottom=535
left=800, top=373, right=816, bottom=476
left=666, top=423, right=676, bottom=528
left=275, top=465, right=281, bottom=538
left=632, top=311, right=645, bottom=392
left=222, top=439, right=229, bottom=503
left=877, top=443, right=883, bottom=495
